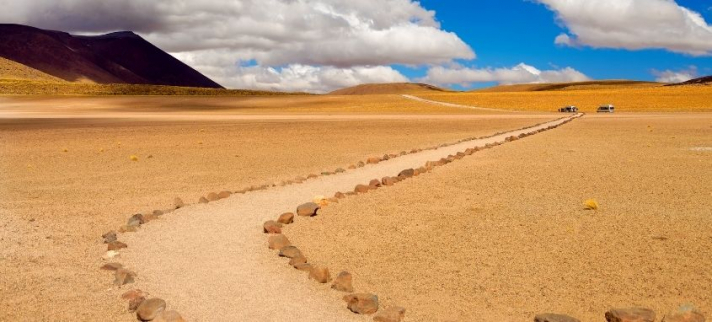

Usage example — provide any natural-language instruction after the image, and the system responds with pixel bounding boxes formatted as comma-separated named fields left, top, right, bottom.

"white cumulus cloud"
left=652, top=66, right=698, bottom=83
left=536, top=0, right=712, bottom=56
left=421, top=63, right=590, bottom=87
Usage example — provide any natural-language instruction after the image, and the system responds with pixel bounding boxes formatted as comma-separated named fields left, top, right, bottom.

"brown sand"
left=288, top=113, right=712, bottom=321
left=117, top=116, right=575, bottom=321
left=0, top=100, right=554, bottom=320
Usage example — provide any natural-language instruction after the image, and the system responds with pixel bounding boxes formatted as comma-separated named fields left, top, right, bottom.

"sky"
left=2, top=0, right=712, bottom=92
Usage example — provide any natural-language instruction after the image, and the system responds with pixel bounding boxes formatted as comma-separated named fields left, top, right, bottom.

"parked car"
left=558, top=105, right=578, bottom=113
left=597, top=104, right=615, bottom=113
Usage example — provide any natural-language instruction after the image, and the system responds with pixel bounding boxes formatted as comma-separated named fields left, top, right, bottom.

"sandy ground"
left=117, top=116, right=575, bottom=322
left=288, top=113, right=712, bottom=321
left=0, top=96, right=555, bottom=321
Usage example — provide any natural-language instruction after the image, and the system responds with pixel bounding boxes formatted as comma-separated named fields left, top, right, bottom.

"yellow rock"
left=129, top=155, right=139, bottom=161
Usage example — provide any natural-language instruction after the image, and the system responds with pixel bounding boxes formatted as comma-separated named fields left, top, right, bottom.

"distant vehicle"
left=558, top=105, right=578, bottom=113
left=597, top=104, right=615, bottom=113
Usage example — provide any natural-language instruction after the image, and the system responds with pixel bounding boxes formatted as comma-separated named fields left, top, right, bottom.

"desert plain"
left=0, top=85, right=711, bottom=322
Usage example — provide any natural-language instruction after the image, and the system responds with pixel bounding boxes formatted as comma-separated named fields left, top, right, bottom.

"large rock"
left=136, top=298, right=166, bottom=321
left=343, top=293, right=379, bottom=315
left=173, top=197, right=184, bottom=209
left=154, top=310, right=186, bottom=322
left=398, top=169, right=415, bottom=178
left=279, top=246, right=303, bottom=259
left=102, top=231, right=117, bottom=244
left=331, top=271, right=353, bottom=292
left=662, top=305, right=706, bottom=322
left=114, top=268, right=136, bottom=286
left=309, top=266, right=331, bottom=283
left=535, top=313, right=581, bottom=322
left=268, top=234, right=291, bottom=250
left=278, top=212, right=295, bottom=224
left=605, top=308, right=656, bottom=322
left=355, top=184, right=371, bottom=194
left=373, top=307, right=406, bottom=322
left=263, top=220, right=283, bottom=234
left=296, top=202, right=320, bottom=217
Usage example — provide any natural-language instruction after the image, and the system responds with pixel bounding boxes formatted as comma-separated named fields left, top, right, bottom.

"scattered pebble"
left=107, top=241, right=128, bottom=251
left=344, top=293, right=379, bottom=315
left=277, top=212, right=295, bottom=224
left=136, top=298, right=167, bottom=321
left=662, top=305, right=705, bottom=322
left=309, top=265, right=331, bottom=283
left=331, top=271, right=353, bottom=292
left=296, top=202, right=320, bottom=217
left=102, top=230, right=117, bottom=244
left=268, top=234, right=291, bottom=250
left=279, top=246, right=303, bottom=259
left=207, top=192, right=219, bottom=201
left=173, top=197, right=185, bottom=209
left=114, top=268, right=136, bottom=286
left=263, top=220, right=283, bottom=234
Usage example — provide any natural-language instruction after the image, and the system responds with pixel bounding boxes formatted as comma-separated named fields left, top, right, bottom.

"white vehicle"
left=597, top=104, right=615, bottom=113
left=558, top=105, right=578, bottom=113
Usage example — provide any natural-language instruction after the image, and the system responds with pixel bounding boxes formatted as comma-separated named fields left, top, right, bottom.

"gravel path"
left=120, top=114, right=579, bottom=321
left=401, top=94, right=513, bottom=112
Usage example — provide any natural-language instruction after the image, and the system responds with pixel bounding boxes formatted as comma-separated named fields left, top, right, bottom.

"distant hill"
left=475, top=80, right=661, bottom=93
left=0, top=24, right=222, bottom=88
left=330, top=83, right=447, bottom=95
left=0, top=56, right=65, bottom=82
left=669, top=75, right=712, bottom=86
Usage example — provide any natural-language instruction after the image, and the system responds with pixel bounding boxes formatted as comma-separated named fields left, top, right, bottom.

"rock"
left=357, top=161, right=365, bottom=167
left=263, top=220, right=283, bottom=234
left=102, top=231, right=117, bottom=244
left=307, top=174, right=318, bottom=179
left=127, top=214, right=145, bottom=227
left=119, top=225, right=139, bottom=233
left=107, top=240, right=129, bottom=250
left=355, top=184, right=371, bottom=193
left=321, top=171, right=333, bottom=176
left=294, top=263, right=313, bottom=272
left=297, top=202, right=320, bottom=217
left=136, top=298, right=166, bottom=321
left=295, top=176, right=306, bottom=183
left=369, top=179, right=381, bottom=188
left=417, top=167, right=427, bottom=174
left=328, top=197, right=339, bottom=204
left=277, top=212, right=295, bottom=224
left=535, top=313, right=581, bottom=322
left=367, top=157, right=381, bottom=164
left=100, top=262, right=123, bottom=271
left=102, top=250, right=120, bottom=261
left=314, top=195, right=329, bottom=206
left=218, top=191, right=232, bottom=199
left=331, top=271, right=353, bottom=292
left=335, top=168, right=346, bottom=173
left=279, top=246, right=303, bottom=259
left=309, top=266, right=331, bottom=283
left=662, top=305, right=705, bottom=322
left=128, top=296, right=146, bottom=313
left=398, top=169, right=415, bottom=178
left=373, top=307, right=406, bottom=322
left=114, top=268, right=136, bottom=286
left=343, top=293, right=379, bottom=315
left=381, top=177, right=396, bottom=186
left=121, top=289, right=148, bottom=301
left=289, top=255, right=307, bottom=266
left=605, top=308, right=656, bottom=322
left=173, top=197, right=184, bottom=209
left=348, top=165, right=357, bottom=170
left=154, top=310, right=186, bottom=322
left=382, top=154, right=390, bottom=161
left=199, top=197, right=209, bottom=204
left=152, top=210, right=164, bottom=217
left=268, top=234, right=291, bottom=250
left=207, top=192, right=219, bottom=201
left=142, top=213, right=159, bottom=223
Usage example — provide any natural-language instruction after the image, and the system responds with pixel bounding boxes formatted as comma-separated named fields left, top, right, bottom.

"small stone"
left=207, top=192, right=219, bottom=201
left=107, top=241, right=128, bottom=251
left=136, top=298, right=166, bottom=321
left=662, top=305, right=705, bottom=322
left=334, top=192, right=346, bottom=199
left=367, top=157, right=381, bottom=164
left=119, top=225, right=139, bottom=233
left=605, top=307, right=656, bottom=322
left=289, top=255, right=307, bottom=266
left=199, top=196, right=209, bottom=204
left=154, top=310, right=186, bottom=322
left=331, top=271, right=353, bottom=292
left=121, top=289, right=148, bottom=301
left=296, top=202, right=320, bottom=217
left=102, top=250, right=120, bottom=261
left=268, top=234, right=291, bottom=250
left=309, top=266, right=331, bottom=283
left=127, top=214, right=145, bottom=227
left=348, top=165, right=357, bottom=170
left=382, top=154, right=390, bottom=161
left=307, top=174, right=319, bottom=179
left=128, top=296, right=146, bottom=313
left=328, top=197, right=339, bottom=203
left=102, top=231, right=117, bottom=244
left=173, top=197, right=184, bottom=209
left=152, top=210, right=164, bottom=216
left=355, top=184, right=371, bottom=193
left=100, top=262, right=123, bottom=271
left=369, top=179, right=381, bottom=188
left=373, top=307, right=406, bottom=322
left=335, top=168, right=346, bottom=173
left=382, top=177, right=396, bottom=186
left=114, top=268, right=136, bottom=286
left=218, top=191, right=232, bottom=199
left=294, top=263, right=313, bottom=271
left=357, top=161, right=365, bottom=167
left=344, top=293, right=379, bottom=315
left=279, top=246, right=303, bottom=259
left=277, top=212, right=295, bottom=224
left=535, top=313, right=581, bottom=322
left=398, top=169, right=415, bottom=178
left=142, top=213, right=159, bottom=223
left=263, top=220, right=283, bottom=234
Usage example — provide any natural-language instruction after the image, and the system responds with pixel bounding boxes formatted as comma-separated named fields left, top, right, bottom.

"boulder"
left=605, top=308, right=656, bottom=322
left=662, top=305, right=705, bottom=322
left=309, top=266, right=331, bottom=283
left=343, top=293, right=379, bottom=315
left=136, top=298, right=166, bottom=321
left=154, top=310, right=186, bottom=322
left=107, top=241, right=128, bottom=251
left=373, top=307, right=406, bottom=322
left=355, top=184, right=371, bottom=193
left=100, top=262, right=123, bottom=271
left=331, top=271, right=353, bottom=292
left=263, top=220, right=283, bottom=234
left=279, top=246, right=303, bottom=259
left=535, top=313, right=581, bottom=322
left=114, top=268, right=136, bottom=286
left=369, top=179, right=381, bottom=188
left=207, top=192, right=220, bottom=201
left=102, top=231, right=117, bottom=244
left=218, top=191, right=232, bottom=199
left=173, top=197, right=185, bottom=209
left=277, top=212, right=295, bottom=224
left=268, top=234, right=291, bottom=250
left=199, top=197, right=209, bottom=204
left=296, top=202, right=320, bottom=217
left=367, top=157, right=381, bottom=164
left=382, top=177, right=396, bottom=186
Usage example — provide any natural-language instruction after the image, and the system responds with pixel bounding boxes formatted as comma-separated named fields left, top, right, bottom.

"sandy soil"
left=288, top=113, right=712, bottom=321
left=0, top=104, right=553, bottom=320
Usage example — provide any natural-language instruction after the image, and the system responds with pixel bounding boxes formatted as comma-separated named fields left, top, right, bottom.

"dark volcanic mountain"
left=0, top=24, right=222, bottom=88
left=671, top=75, right=712, bottom=86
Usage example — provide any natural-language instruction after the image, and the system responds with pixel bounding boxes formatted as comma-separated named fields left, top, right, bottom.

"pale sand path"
left=401, top=94, right=511, bottom=112
left=120, top=114, right=579, bottom=321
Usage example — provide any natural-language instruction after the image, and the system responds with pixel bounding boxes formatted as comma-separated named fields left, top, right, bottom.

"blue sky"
left=395, top=0, right=712, bottom=88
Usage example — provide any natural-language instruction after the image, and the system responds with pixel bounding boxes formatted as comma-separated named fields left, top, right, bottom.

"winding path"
left=401, top=94, right=512, bottom=112
left=119, top=114, right=581, bottom=321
